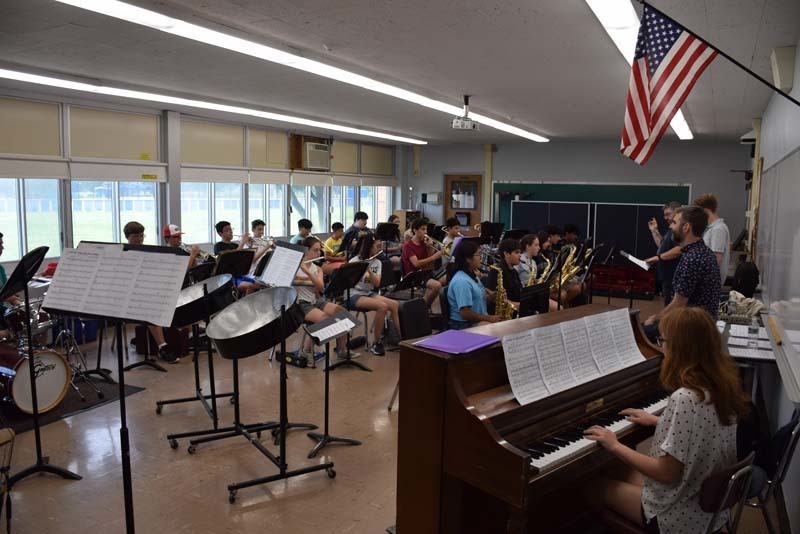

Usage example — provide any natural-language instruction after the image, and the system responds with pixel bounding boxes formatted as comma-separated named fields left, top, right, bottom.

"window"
left=214, top=183, right=243, bottom=236
left=289, top=185, right=307, bottom=234
left=0, top=178, right=62, bottom=262
left=375, top=186, right=393, bottom=223
left=330, top=186, right=357, bottom=229
left=360, top=186, right=375, bottom=223
left=308, top=186, right=327, bottom=232
left=119, top=182, right=158, bottom=245
left=72, top=180, right=159, bottom=245
left=248, top=184, right=285, bottom=237
left=180, top=182, right=211, bottom=245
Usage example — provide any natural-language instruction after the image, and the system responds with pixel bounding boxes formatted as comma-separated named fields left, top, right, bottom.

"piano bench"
left=599, top=510, right=646, bottom=534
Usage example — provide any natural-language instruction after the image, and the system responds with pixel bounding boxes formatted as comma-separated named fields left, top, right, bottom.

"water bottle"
left=747, top=317, right=759, bottom=349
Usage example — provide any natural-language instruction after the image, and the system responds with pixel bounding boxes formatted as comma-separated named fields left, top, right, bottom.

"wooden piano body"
left=396, top=304, right=663, bottom=533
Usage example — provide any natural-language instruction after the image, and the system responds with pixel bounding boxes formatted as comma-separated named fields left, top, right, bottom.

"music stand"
left=500, top=228, right=528, bottom=241
left=0, top=247, right=82, bottom=487
left=214, top=249, right=255, bottom=278
left=519, top=283, right=550, bottom=317
left=389, top=269, right=432, bottom=301
left=375, top=222, right=400, bottom=242
left=304, top=312, right=363, bottom=458
left=323, top=261, right=370, bottom=372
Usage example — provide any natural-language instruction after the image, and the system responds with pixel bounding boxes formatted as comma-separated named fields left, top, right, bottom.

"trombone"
left=311, top=234, right=340, bottom=256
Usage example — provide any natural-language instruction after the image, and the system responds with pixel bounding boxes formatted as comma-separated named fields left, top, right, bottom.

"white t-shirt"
left=641, top=388, right=737, bottom=534
left=293, top=262, right=319, bottom=303
left=349, top=256, right=382, bottom=296
left=702, top=218, right=730, bottom=284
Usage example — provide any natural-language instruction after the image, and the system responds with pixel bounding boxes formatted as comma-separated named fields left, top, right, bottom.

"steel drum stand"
left=305, top=315, right=362, bottom=458
left=226, top=304, right=333, bottom=503
left=2, top=247, right=81, bottom=488
left=160, top=284, right=267, bottom=449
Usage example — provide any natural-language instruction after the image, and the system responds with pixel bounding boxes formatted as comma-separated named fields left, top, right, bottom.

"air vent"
left=304, top=142, right=331, bottom=171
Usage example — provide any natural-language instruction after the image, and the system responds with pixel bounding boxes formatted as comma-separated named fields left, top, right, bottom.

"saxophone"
left=490, top=265, right=517, bottom=320
left=534, top=256, right=552, bottom=284
left=525, top=257, right=538, bottom=287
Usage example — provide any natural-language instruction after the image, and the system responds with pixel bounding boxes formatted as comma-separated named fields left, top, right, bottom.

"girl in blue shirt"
left=447, top=240, right=500, bottom=329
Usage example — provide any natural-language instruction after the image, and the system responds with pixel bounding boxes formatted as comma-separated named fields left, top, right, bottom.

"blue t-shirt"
left=672, top=240, right=721, bottom=319
left=447, top=270, right=487, bottom=324
left=290, top=233, right=304, bottom=244
left=657, top=229, right=679, bottom=283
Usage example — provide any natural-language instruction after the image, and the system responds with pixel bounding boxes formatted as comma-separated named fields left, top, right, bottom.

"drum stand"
left=225, top=305, right=333, bottom=503
left=54, top=318, right=103, bottom=402
left=9, top=282, right=81, bottom=487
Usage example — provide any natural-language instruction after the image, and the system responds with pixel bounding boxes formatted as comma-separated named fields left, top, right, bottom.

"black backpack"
left=732, top=261, right=759, bottom=298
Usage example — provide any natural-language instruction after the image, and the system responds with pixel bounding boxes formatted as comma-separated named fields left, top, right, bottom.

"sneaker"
left=370, top=341, right=386, bottom=356
left=336, top=349, right=360, bottom=360
left=313, top=351, right=326, bottom=362
left=158, top=345, right=179, bottom=364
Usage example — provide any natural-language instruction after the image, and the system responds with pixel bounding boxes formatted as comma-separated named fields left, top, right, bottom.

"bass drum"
left=0, top=347, right=70, bottom=414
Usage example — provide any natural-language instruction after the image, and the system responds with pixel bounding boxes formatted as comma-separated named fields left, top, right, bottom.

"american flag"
left=620, top=5, right=717, bottom=165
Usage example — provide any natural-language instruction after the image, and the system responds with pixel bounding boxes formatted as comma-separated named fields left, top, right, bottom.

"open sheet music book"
left=502, top=308, right=646, bottom=405
left=42, top=243, right=187, bottom=327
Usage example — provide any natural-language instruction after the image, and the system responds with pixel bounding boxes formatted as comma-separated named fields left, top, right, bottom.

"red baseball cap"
left=163, top=224, right=184, bottom=238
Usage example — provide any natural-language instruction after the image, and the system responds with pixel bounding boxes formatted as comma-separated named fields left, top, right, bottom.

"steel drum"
left=172, top=274, right=235, bottom=328
left=206, top=287, right=303, bottom=360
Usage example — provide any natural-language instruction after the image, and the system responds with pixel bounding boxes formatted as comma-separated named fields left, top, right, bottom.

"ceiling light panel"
left=54, top=0, right=549, bottom=142
left=0, top=68, right=427, bottom=144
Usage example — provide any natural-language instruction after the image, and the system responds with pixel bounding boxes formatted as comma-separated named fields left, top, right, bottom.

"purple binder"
left=413, top=329, right=500, bottom=354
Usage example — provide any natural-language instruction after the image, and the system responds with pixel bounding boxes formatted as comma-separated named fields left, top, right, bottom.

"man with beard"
left=644, top=202, right=683, bottom=305
left=643, top=206, right=720, bottom=340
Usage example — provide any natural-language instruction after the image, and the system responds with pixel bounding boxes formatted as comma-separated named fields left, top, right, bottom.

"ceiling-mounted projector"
left=451, top=95, right=480, bottom=131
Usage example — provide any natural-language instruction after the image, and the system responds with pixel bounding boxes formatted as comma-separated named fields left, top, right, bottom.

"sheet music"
left=43, top=245, right=185, bottom=326
left=785, top=329, right=800, bottom=344
left=607, top=308, right=646, bottom=366
left=260, top=245, right=304, bottom=288
left=561, top=319, right=601, bottom=383
left=620, top=250, right=650, bottom=271
left=728, top=347, right=775, bottom=361
left=728, top=324, right=769, bottom=340
left=312, top=318, right=355, bottom=344
left=535, top=324, right=577, bottom=393
left=727, top=337, right=772, bottom=350
left=584, top=313, right=623, bottom=374
left=502, top=331, right=549, bottom=405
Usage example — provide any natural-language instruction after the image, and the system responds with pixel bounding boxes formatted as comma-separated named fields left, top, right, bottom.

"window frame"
left=0, top=177, right=64, bottom=261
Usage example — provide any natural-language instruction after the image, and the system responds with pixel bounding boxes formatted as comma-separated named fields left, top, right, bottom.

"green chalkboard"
left=494, top=183, right=690, bottom=228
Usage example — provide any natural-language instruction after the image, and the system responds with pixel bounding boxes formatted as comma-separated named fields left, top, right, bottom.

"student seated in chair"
left=446, top=239, right=499, bottom=329
left=401, top=218, right=443, bottom=308
left=322, top=222, right=347, bottom=276
left=583, top=307, right=747, bottom=534
left=293, top=237, right=348, bottom=360
left=214, top=220, right=257, bottom=295
left=347, top=235, right=401, bottom=356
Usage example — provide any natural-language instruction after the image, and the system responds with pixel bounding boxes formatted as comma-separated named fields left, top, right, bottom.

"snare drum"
left=4, top=298, right=54, bottom=338
left=0, top=347, right=70, bottom=414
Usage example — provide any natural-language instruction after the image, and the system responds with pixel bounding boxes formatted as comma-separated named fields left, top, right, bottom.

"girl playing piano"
left=583, top=307, right=748, bottom=533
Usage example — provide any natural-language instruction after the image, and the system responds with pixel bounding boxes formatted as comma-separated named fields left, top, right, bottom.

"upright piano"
left=396, top=304, right=664, bottom=533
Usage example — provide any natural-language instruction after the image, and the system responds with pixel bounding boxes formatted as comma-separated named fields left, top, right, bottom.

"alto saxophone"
left=490, top=265, right=517, bottom=320
left=534, top=256, right=552, bottom=284
left=525, top=258, right=537, bottom=287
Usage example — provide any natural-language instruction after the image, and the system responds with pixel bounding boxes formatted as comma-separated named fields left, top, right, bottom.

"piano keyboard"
left=526, top=392, right=669, bottom=473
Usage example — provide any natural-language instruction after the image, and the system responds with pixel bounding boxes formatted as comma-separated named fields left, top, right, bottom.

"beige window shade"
left=250, top=169, right=290, bottom=184
left=182, top=120, right=244, bottom=166
left=248, top=129, right=288, bottom=169
left=331, top=141, right=358, bottom=173
left=0, top=158, right=68, bottom=179
left=70, top=162, right=166, bottom=182
left=361, top=175, right=397, bottom=187
left=181, top=166, right=247, bottom=183
left=70, top=106, right=159, bottom=160
left=0, top=98, right=60, bottom=157
left=331, top=174, right=362, bottom=186
left=291, top=171, right=332, bottom=186
left=360, top=144, right=394, bottom=176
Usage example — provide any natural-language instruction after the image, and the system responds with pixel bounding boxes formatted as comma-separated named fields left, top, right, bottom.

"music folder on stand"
left=323, top=261, right=370, bottom=372
left=304, top=311, right=363, bottom=458
left=0, top=246, right=82, bottom=488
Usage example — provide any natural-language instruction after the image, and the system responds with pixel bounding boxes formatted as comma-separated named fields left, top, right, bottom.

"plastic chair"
left=745, top=416, right=800, bottom=533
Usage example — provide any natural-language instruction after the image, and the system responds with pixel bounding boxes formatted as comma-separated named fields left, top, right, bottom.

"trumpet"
left=179, top=242, right=215, bottom=262
left=250, top=236, right=274, bottom=249
left=424, top=235, right=446, bottom=251
left=473, top=223, right=482, bottom=233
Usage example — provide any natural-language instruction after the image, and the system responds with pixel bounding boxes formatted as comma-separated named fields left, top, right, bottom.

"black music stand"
left=375, top=222, right=400, bottom=242
left=323, top=261, right=370, bottom=372
left=213, top=249, right=254, bottom=278
left=0, top=247, right=82, bottom=487
left=500, top=228, right=528, bottom=241
left=390, top=269, right=432, bottom=300
left=304, top=312, right=363, bottom=458
left=519, top=283, right=550, bottom=317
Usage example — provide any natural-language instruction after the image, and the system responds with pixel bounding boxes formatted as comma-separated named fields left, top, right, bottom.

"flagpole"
left=636, top=0, right=800, bottom=109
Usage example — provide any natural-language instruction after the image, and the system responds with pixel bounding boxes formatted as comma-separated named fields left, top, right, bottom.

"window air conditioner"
left=304, top=142, right=331, bottom=171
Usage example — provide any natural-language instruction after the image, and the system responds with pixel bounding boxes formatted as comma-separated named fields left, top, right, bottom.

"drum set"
left=1, top=297, right=102, bottom=415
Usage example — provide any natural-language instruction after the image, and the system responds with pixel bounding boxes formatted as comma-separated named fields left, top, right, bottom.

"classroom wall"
left=407, top=139, right=750, bottom=235
left=755, top=37, right=800, bottom=532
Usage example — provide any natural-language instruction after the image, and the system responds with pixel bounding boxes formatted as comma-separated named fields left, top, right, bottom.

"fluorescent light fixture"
left=0, top=68, right=427, bottom=145
left=54, top=0, right=549, bottom=143
left=585, top=0, right=693, bottom=140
